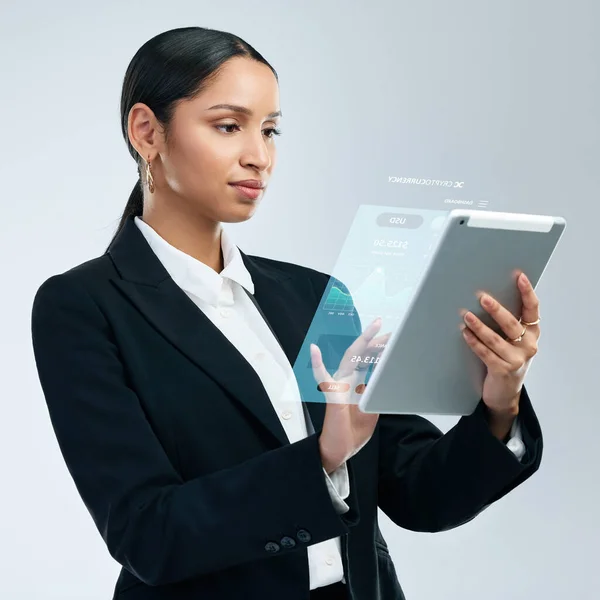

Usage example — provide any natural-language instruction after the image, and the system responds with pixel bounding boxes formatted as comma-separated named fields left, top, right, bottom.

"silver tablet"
left=357, top=209, right=566, bottom=416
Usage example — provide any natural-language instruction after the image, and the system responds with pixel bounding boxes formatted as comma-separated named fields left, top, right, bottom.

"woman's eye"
left=216, top=123, right=240, bottom=133
left=263, top=127, right=282, bottom=139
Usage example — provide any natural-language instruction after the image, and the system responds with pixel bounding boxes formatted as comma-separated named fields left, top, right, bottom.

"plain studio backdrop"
left=1, top=1, right=597, bottom=598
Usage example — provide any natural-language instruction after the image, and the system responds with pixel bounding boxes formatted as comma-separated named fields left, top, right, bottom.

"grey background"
left=1, top=0, right=597, bottom=598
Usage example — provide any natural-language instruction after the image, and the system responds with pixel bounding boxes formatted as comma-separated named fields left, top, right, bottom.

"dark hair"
left=105, top=26, right=278, bottom=251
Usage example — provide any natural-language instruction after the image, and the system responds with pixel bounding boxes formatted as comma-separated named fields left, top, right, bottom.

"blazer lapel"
left=107, top=216, right=325, bottom=447
left=240, top=274, right=326, bottom=433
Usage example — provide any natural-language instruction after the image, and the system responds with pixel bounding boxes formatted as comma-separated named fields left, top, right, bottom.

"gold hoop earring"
left=145, top=155, right=155, bottom=193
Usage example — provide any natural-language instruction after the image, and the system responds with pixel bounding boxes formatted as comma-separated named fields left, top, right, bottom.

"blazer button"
left=296, top=529, right=312, bottom=543
left=265, top=542, right=280, bottom=553
left=280, top=536, right=296, bottom=549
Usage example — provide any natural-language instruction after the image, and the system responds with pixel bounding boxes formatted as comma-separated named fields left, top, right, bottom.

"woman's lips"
left=229, top=184, right=263, bottom=200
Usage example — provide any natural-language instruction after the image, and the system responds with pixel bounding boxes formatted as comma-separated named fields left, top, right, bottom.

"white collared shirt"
left=134, top=216, right=349, bottom=589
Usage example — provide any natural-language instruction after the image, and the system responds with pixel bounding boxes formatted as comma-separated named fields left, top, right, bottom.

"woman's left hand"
left=461, top=271, right=541, bottom=417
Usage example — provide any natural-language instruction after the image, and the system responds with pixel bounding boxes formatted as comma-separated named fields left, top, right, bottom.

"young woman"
left=31, top=26, right=543, bottom=600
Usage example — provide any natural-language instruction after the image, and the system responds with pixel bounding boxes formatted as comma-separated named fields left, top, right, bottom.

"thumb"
left=310, top=344, right=332, bottom=386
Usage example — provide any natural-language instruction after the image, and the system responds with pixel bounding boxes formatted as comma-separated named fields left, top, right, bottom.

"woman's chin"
left=222, top=201, right=260, bottom=222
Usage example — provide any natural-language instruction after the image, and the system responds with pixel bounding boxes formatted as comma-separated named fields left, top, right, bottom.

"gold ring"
left=519, top=317, right=541, bottom=327
left=509, top=326, right=527, bottom=343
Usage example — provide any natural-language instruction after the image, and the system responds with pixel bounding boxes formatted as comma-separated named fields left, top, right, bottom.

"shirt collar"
left=134, top=216, right=255, bottom=307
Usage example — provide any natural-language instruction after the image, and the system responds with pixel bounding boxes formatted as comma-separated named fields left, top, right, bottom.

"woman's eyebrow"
left=206, top=103, right=282, bottom=119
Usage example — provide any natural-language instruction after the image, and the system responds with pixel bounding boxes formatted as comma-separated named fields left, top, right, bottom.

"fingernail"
left=520, top=273, right=529, bottom=285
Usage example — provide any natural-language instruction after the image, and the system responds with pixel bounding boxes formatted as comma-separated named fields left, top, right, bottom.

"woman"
left=31, top=26, right=543, bottom=600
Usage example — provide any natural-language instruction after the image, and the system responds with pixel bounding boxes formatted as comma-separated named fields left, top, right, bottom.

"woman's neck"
left=140, top=207, right=224, bottom=273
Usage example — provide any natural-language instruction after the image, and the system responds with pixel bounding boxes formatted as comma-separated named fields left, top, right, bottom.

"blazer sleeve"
left=376, top=385, right=543, bottom=533
left=30, top=274, right=360, bottom=587
left=319, top=272, right=543, bottom=534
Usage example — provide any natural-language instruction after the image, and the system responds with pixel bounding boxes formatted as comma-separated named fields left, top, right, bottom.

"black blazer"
left=31, top=215, right=543, bottom=600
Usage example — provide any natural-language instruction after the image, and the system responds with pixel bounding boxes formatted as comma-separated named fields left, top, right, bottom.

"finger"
left=462, top=311, right=524, bottom=368
left=363, top=332, right=390, bottom=373
left=354, top=317, right=383, bottom=345
left=310, top=344, right=332, bottom=383
left=517, top=272, right=541, bottom=330
left=337, top=318, right=383, bottom=376
left=461, top=327, right=515, bottom=372
left=477, top=292, right=528, bottom=350
left=366, top=332, right=391, bottom=352
left=311, top=344, right=352, bottom=404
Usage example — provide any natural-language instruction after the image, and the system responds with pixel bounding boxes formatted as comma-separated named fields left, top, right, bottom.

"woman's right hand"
left=310, top=317, right=390, bottom=474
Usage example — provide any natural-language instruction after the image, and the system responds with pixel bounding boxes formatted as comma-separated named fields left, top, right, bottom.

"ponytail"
left=105, top=178, right=144, bottom=252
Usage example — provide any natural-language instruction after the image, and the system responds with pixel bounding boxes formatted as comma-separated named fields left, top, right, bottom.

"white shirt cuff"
left=505, top=416, right=526, bottom=461
left=323, top=462, right=350, bottom=513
